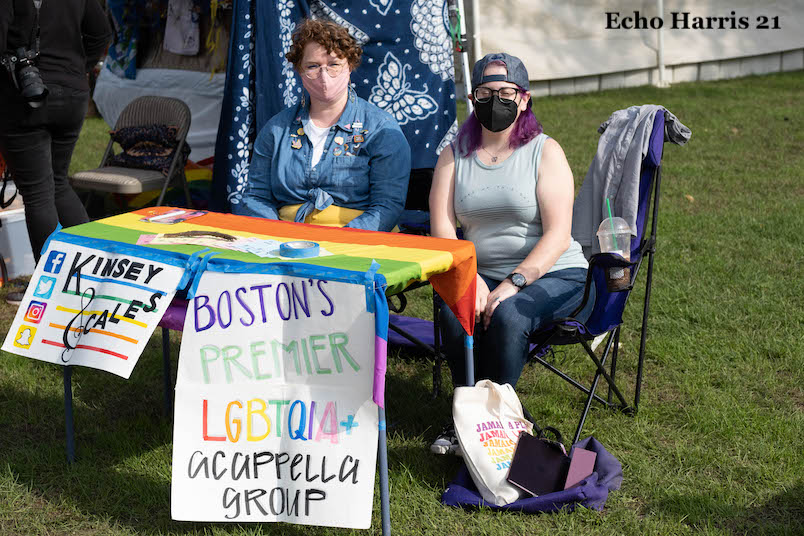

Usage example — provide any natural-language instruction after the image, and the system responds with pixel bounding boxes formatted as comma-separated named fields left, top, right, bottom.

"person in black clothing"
left=0, top=0, right=111, bottom=304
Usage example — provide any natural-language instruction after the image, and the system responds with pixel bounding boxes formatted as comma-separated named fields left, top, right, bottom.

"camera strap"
left=30, top=0, right=43, bottom=56
left=0, top=169, right=17, bottom=210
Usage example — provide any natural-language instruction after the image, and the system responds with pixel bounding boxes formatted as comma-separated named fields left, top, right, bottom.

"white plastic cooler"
left=0, top=208, right=35, bottom=280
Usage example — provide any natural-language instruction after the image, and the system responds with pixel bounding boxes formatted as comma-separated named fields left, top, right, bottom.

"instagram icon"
left=23, top=301, right=48, bottom=324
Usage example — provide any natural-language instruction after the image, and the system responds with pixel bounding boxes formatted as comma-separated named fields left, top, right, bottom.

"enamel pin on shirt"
left=334, top=136, right=344, bottom=145
left=297, top=127, right=304, bottom=136
left=291, top=138, right=302, bottom=149
left=353, top=134, right=364, bottom=143
left=333, top=148, right=343, bottom=156
left=352, top=121, right=363, bottom=130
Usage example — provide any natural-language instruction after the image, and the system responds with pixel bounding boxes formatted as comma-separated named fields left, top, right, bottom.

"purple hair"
left=454, top=90, right=543, bottom=158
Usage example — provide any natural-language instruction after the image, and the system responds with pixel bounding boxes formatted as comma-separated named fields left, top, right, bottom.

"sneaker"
left=430, top=423, right=461, bottom=456
left=5, top=288, right=26, bottom=306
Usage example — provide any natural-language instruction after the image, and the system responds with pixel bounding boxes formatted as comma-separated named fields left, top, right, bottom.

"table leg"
left=378, top=406, right=391, bottom=536
left=162, top=327, right=172, bottom=416
left=464, top=334, right=474, bottom=386
left=63, top=366, right=75, bottom=463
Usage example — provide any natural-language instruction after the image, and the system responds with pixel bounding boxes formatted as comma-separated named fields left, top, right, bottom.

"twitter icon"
left=33, top=276, right=57, bottom=299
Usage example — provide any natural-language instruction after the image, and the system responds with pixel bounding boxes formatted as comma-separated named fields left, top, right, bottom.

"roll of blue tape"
left=279, top=240, right=320, bottom=258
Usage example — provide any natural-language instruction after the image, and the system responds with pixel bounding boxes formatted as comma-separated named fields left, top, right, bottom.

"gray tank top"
left=453, top=133, right=588, bottom=280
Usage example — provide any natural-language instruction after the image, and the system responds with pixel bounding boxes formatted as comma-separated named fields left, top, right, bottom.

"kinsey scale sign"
left=2, top=240, right=184, bottom=378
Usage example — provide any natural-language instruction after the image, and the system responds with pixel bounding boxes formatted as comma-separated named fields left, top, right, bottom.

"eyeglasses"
left=303, top=62, right=346, bottom=80
left=473, top=87, right=519, bottom=103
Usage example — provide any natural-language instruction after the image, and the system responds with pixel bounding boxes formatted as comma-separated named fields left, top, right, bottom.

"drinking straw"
left=606, top=198, right=618, bottom=250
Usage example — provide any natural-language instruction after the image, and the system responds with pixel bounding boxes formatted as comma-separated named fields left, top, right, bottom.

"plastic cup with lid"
left=596, top=217, right=632, bottom=261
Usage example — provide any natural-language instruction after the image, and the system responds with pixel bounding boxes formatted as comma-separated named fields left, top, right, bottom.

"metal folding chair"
left=71, top=96, right=193, bottom=210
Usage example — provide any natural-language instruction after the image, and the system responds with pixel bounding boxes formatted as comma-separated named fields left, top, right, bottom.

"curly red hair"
left=286, top=19, right=362, bottom=71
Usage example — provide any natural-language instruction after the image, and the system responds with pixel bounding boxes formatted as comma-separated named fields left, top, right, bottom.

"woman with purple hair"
left=429, top=53, right=594, bottom=455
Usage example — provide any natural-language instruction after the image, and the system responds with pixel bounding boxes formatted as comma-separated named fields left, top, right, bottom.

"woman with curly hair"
left=235, top=19, right=411, bottom=232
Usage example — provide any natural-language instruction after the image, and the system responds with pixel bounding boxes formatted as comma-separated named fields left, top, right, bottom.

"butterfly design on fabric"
left=369, top=0, right=393, bottom=16
left=309, top=0, right=370, bottom=45
left=369, top=52, right=438, bottom=126
left=410, top=0, right=454, bottom=81
left=436, top=119, right=458, bottom=156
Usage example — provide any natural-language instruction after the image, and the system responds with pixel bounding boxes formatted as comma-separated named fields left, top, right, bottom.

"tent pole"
left=656, top=0, right=669, bottom=87
left=451, top=0, right=474, bottom=114
left=470, top=0, right=481, bottom=64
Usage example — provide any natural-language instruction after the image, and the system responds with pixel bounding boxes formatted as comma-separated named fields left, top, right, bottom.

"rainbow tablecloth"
left=61, top=208, right=477, bottom=336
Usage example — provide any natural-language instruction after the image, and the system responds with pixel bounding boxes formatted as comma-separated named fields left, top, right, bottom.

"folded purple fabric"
left=387, top=314, right=547, bottom=355
left=441, top=436, right=622, bottom=513
left=388, top=315, right=435, bottom=347
left=158, top=297, right=189, bottom=332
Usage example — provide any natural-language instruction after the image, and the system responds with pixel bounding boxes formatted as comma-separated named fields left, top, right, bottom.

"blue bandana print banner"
left=254, top=0, right=307, bottom=132
left=210, top=0, right=257, bottom=211
left=211, top=0, right=458, bottom=211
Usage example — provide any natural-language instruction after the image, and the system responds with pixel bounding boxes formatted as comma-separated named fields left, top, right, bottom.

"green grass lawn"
left=2, top=71, right=803, bottom=535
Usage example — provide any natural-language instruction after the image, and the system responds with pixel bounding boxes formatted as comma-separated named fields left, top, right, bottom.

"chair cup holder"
left=606, top=266, right=631, bottom=292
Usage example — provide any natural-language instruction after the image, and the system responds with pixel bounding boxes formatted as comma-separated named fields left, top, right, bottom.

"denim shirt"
left=235, top=92, right=412, bottom=232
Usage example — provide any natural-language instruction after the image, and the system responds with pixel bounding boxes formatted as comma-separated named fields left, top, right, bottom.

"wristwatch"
left=507, top=272, right=527, bottom=289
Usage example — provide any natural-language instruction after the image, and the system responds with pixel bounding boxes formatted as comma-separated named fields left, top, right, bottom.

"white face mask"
left=301, top=66, right=351, bottom=104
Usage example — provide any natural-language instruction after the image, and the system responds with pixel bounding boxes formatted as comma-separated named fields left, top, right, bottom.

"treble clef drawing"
left=61, top=286, right=95, bottom=363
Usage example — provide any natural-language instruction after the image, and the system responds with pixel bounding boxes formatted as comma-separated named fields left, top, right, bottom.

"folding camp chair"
left=527, top=111, right=668, bottom=444
left=71, top=96, right=193, bottom=211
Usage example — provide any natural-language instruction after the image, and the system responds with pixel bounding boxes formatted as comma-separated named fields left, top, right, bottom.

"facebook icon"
left=44, top=250, right=67, bottom=274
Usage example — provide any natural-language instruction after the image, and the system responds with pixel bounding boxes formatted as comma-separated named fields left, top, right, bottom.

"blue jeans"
left=439, top=268, right=595, bottom=388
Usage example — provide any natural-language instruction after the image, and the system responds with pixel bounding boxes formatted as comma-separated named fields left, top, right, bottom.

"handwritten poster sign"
left=1, top=239, right=184, bottom=378
left=171, top=270, right=379, bottom=529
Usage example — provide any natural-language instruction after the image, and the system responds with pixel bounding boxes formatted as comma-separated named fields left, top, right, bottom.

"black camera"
left=1, top=47, right=48, bottom=108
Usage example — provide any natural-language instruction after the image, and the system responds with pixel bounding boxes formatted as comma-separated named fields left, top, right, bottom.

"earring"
left=301, top=92, right=306, bottom=109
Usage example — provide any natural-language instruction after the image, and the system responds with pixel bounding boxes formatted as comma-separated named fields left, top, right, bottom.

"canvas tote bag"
left=453, top=379, right=533, bottom=506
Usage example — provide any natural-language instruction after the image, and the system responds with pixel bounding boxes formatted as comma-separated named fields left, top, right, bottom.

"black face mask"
left=474, top=96, right=519, bottom=132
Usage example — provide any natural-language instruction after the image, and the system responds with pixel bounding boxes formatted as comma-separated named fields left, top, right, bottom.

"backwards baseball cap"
left=471, top=52, right=529, bottom=91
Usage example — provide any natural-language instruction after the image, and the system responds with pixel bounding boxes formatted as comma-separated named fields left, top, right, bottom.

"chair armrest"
left=386, top=279, right=432, bottom=313
left=567, top=252, right=635, bottom=318
left=589, top=251, right=635, bottom=269
left=527, top=252, right=634, bottom=343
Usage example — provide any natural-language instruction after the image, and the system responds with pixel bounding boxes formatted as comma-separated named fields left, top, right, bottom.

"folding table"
left=12, top=207, right=477, bottom=534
